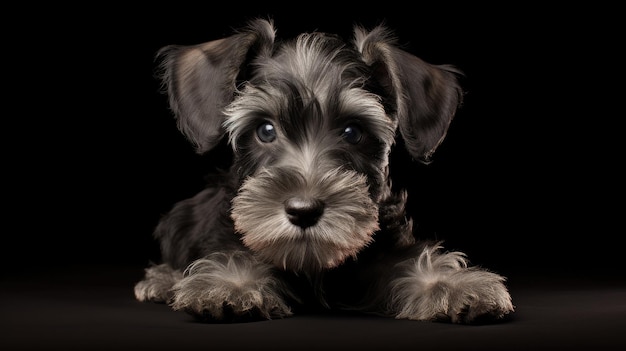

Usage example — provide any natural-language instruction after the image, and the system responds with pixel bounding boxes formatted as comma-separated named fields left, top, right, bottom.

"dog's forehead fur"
left=224, top=32, right=397, bottom=153
left=258, top=32, right=365, bottom=96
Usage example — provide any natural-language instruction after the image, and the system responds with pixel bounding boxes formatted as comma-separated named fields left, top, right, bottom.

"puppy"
left=134, top=18, right=514, bottom=323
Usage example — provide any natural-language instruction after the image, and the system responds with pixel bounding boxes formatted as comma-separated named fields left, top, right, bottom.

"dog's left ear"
left=156, top=19, right=276, bottom=154
left=355, top=25, right=464, bottom=163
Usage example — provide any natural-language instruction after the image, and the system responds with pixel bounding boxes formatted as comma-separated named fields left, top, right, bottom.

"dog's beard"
left=231, top=167, right=379, bottom=272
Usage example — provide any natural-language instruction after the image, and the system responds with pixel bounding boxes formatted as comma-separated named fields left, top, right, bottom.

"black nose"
left=284, top=197, right=325, bottom=228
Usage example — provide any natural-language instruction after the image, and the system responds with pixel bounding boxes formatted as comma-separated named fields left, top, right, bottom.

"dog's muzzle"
left=230, top=167, right=380, bottom=271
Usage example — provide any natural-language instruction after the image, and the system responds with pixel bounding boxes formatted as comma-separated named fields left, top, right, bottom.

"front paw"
left=393, top=268, right=514, bottom=324
left=438, top=269, right=514, bottom=323
left=134, top=264, right=184, bottom=304
left=169, top=252, right=293, bottom=322
left=389, top=247, right=514, bottom=324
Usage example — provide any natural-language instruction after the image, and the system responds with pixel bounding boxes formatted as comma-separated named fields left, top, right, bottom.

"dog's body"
left=134, top=18, right=514, bottom=323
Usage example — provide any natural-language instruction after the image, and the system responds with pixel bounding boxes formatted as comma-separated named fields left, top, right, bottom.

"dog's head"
left=156, top=18, right=463, bottom=272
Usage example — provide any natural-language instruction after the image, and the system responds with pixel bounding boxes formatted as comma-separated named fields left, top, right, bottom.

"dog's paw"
left=392, top=267, right=514, bottom=324
left=169, top=252, right=293, bottom=322
left=437, top=269, right=514, bottom=324
left=389, top=247, right=514, bottom=324
left=134, top=264, right=183, bottom=303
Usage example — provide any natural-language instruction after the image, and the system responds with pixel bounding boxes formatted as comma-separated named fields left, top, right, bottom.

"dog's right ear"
left=156, top=19, right=276, bottom=154
left=355, top=25, right=464, bottom=164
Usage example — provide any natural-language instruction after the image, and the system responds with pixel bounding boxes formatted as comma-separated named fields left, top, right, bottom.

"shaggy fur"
left=134, top=18, right=514, bottom=323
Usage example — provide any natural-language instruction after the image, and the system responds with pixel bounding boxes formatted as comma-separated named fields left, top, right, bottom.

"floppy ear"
left=355, top=25, right=463, bottom=164
left=156, top=19, right=276, bottom=154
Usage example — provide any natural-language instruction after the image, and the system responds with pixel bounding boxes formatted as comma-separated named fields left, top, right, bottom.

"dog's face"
left=156, top=19, right=462, bottom=272
left=224, top=33, right=396, bottom=271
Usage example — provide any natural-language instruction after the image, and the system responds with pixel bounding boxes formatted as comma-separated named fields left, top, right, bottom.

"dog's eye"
left=257, top=122, right=277, bottom=143
left=341, top=124, right=363, bottom=144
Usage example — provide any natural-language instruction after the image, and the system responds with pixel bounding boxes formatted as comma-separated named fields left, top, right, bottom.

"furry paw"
left=134, top=263, right=182, bottom=303
left=169, top=252, right=293, bottom=321
left=389, top=246, right=514, bottom=323
left=429, top=269, right=514, bottom=324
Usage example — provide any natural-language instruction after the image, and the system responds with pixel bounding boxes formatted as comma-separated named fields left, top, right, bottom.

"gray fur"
left=135, top=18, right=514, bottom=323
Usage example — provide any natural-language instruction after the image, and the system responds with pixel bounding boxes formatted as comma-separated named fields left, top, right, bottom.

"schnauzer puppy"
left=134, top=18, right=514, bottom=323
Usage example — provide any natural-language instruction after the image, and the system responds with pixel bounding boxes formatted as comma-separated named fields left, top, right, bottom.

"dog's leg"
left=383, top=244, right=514, bottom=323
left=169, top=251, right=294, bottom=321
left=134, top=263, right=183, bottom=303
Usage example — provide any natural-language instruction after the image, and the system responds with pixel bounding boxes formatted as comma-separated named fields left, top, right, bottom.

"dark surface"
left=2, top=266, right=625, bottom=351
left=4, top=3, right=623, bottom=351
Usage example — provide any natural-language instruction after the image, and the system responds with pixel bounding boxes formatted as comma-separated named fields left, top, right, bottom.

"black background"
left=3, top=3, right=624, bottom=350
left=5, top=1, right=622, bottom=299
